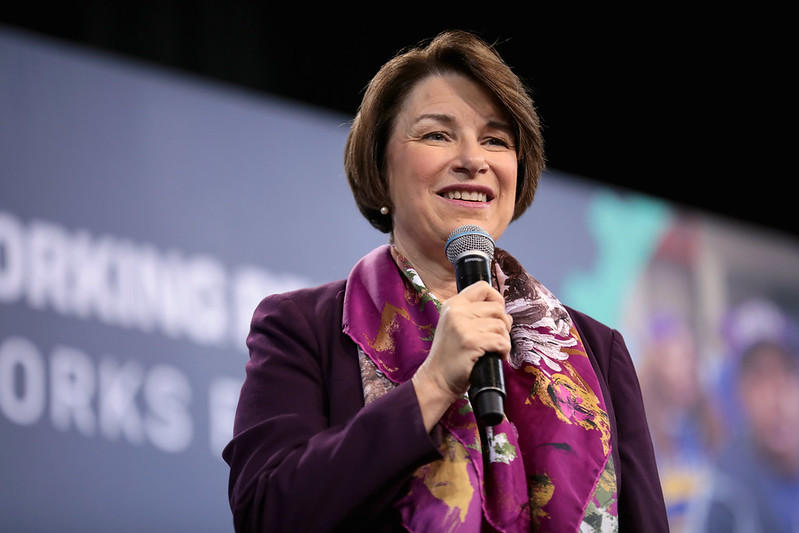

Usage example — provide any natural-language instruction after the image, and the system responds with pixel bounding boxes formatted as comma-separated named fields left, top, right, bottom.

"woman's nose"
left=453, top=139, right=488, bottom=177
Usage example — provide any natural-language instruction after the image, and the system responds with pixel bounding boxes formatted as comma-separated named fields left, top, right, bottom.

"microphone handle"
left=454, top=254, right=506, bottom=427
left=469, top=353, right=505, bottom=426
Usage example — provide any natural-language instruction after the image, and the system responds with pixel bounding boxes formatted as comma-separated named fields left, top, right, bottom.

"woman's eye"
left=422, top=132, right=449, bottom=141
left=486, top=137, right=511, bottom=148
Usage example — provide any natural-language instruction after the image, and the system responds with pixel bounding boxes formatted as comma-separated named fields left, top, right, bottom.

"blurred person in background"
left=690, top=300, right=799, bottom=533
left=638, top=311, right=725, bottom=531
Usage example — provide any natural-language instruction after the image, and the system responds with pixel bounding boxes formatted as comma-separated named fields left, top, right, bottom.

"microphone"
left=445, top=225, right=506, bottom=427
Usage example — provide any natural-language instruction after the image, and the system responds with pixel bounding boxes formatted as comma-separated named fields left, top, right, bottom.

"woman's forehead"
left=395, top=73, right=512, bottom=129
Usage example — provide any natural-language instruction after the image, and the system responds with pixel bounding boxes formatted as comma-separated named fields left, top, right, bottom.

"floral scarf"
left=342, top=245, right=617, bottom=532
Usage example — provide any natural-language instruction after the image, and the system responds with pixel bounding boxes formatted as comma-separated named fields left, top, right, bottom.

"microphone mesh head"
left=445, top=225, right=495, bottom=265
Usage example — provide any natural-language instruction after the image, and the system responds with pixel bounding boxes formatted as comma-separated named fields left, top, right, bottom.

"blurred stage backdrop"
left=2, top=26, right=798, bottom=532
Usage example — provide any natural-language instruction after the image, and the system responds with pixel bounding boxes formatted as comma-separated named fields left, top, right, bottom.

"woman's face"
left=385, top=72, right=518, bottom=262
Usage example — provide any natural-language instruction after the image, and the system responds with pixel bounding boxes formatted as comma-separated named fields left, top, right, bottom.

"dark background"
left=3, top=4, right=794, bottom=238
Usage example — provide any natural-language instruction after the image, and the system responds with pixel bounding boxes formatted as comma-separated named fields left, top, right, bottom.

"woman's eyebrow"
left=413, top=114, right=513, bottom=135
left=486, top=119, right=514, bottom=135
left=413, top=113, right=455, bottom=126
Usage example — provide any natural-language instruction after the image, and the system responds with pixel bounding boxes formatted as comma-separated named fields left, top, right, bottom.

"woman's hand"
left=412, top=281, right=512, bottom=431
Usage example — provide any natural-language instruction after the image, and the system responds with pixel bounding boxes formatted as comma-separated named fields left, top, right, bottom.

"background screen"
left=2, top=27, right=798, bottom=532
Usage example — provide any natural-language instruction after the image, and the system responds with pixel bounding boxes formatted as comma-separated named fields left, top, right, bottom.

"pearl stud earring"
left=380, top=206, right=389, bottom=215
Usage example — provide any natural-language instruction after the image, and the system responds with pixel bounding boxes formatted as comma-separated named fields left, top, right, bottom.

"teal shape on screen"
left=561, top=191, right=672, bottom=329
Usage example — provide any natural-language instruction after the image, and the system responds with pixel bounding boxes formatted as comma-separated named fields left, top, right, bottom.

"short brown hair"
left=345, top=30, right=545, bottom=233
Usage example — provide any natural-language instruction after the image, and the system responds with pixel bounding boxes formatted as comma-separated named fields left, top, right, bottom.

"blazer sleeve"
left=608, top=328, right=670, bottom=532
left=222, top=290, right=441, bottom=532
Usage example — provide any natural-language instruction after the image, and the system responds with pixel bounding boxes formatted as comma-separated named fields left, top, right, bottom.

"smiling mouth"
left=440, top=190, right=490, bottom=202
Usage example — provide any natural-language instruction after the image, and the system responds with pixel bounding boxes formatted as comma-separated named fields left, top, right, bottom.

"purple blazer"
left=222, top=280, right=668, bottom=532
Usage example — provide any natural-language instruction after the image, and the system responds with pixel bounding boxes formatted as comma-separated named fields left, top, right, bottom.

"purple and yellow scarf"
left=342, top=245, right=617, bottom=532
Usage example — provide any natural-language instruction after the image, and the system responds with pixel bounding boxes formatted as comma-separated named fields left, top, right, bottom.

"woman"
left=223, top=30, right=667, bottom=532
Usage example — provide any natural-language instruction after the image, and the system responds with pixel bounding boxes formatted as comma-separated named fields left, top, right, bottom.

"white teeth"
left=445, top=191, right=487, bottom=202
